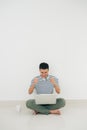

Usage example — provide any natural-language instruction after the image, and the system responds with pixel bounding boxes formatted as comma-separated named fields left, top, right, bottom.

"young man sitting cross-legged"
left=26, top=62, right=66, bottom=115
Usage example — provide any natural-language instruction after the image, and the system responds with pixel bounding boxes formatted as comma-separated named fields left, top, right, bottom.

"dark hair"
left=39, top=62, right=49, bottom=70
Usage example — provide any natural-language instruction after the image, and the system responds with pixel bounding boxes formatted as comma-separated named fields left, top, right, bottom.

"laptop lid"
left=34, top=94, right=57, bottom=104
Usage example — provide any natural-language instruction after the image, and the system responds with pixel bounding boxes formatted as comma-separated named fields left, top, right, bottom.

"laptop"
left=34, top=94, right=57, bottom=104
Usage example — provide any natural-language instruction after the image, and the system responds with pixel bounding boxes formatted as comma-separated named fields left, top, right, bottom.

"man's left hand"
left=50, top=78, right=56, bottom=85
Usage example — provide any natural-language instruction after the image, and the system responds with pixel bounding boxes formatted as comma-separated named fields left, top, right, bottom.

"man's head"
left=39, top=62, right=49, bottom=78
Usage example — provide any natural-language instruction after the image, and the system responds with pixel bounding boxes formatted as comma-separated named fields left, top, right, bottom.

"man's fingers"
left=34, top=78, right=38, bottom=83
left=50, top=78, right=54, bottom=81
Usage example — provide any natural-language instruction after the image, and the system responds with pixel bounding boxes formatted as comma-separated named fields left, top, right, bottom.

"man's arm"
left=28, top=78, right=38, bottom=94
left=50, top=78, right=60, bottom=94
left=53, top=82, right=60, bottom=94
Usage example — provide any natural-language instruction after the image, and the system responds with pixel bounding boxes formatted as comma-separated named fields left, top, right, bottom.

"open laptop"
left=34, top=94, right=57, bottom=104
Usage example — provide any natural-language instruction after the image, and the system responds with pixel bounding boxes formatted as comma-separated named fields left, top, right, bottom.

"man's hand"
left=50, top=77, right=60, bottom=94
left=50, top=77, right=56, bottom=85
left=28, top=78, right=38, bottom=94
left=33, top=78, right=38, bottom=85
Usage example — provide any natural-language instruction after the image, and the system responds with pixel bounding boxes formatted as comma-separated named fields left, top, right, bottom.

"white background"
left=0, top=0, right=87, bottom=100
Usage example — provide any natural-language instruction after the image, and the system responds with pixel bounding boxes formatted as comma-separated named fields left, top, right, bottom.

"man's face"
left=39, top=69, right=49, bottom=78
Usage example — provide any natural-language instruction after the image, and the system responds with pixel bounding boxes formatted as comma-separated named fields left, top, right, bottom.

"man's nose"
left=42, top=74, right=46, bottom=76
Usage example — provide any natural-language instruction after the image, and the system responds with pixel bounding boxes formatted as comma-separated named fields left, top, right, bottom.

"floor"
left=0, top=100, right=87, bottom=130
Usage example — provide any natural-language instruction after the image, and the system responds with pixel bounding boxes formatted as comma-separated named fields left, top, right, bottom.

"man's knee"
left=61, top=98, right=66, bottom=107
left=57, top=98, right=66, bottom=107
left=26, top=99, right=35, bottom=109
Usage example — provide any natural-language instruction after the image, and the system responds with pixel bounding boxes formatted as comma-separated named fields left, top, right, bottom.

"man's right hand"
left=33, top=78, right=38, bottom=85
left=28, top=78, right=38, bottom=94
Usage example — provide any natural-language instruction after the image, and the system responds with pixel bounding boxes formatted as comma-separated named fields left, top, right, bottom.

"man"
left=26, top=62, right=65, bottom=115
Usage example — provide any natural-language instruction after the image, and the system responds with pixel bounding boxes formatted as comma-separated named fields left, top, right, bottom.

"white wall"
left=0, top=0, right=87, bottom=100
